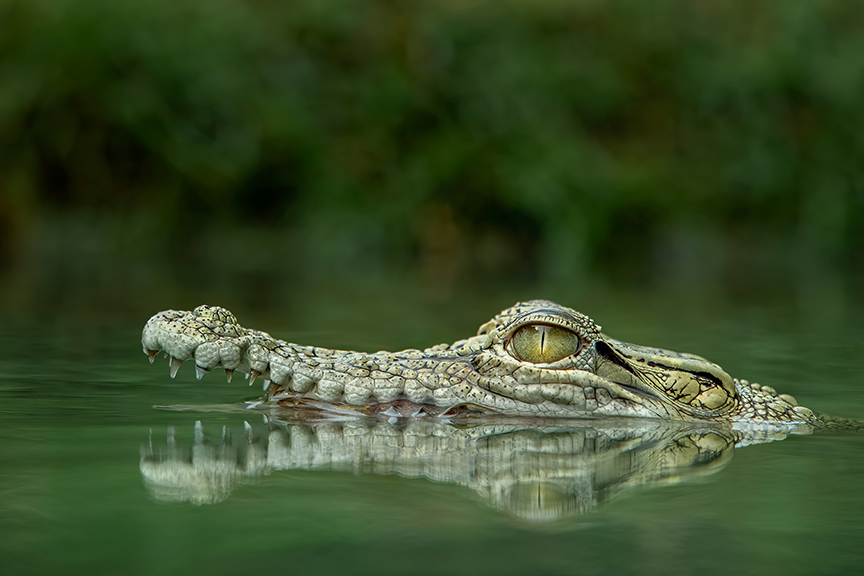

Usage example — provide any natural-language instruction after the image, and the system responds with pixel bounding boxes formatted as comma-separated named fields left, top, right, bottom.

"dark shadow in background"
left=0, top=0, right=862, bottom=323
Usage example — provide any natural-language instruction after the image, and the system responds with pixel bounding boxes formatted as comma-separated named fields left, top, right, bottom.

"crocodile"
left=141, top=299, right=836, bottom=427
left=140, top=418, right=753, bottom=520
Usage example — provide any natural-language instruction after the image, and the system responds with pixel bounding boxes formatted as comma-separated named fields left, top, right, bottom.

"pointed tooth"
left=147, top=349, right=158, bottom=364
left=195, top=365, right=208, bottom=380
left=169, top=357, right=182, bottom=378
left=225, top=369, right=234, bottom=383
left=249, top=369, right=261, bottom=386
left=262, top=378, right=270, bottom=392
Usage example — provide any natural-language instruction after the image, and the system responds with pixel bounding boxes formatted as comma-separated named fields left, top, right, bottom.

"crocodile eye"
left=510, top=324, right=580, bottom=364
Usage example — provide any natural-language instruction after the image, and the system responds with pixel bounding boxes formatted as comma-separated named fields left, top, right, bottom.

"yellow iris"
left=510, top=324, right=580, bottom=364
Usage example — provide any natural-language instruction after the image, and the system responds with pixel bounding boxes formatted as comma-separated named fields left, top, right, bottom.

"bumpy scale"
left=141, top=300, right=818, bottom=425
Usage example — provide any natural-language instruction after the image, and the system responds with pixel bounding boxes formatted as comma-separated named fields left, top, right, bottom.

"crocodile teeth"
left=195, top=365, right=208, bottom=380
left=147, top=349, right=158, bottom=364
left=225, top=369, right=234, bottom=383
left=249, top=369, right=261, bottom=386
left=380, top=406, right=401, bottom=418
left=262, top=378, right=271, bottom=392
left=169, top=356, right=182, bottom=379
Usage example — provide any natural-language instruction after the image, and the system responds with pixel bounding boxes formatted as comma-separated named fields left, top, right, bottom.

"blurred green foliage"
left=0, top=0, right=862, bottom=314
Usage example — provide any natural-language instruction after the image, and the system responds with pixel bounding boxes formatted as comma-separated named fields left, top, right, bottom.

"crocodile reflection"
left=140, top=416, right=801, bottom=521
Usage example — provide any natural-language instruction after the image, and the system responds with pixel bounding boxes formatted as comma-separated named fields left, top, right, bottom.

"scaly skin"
left=141, top=300, right=819, bottom=425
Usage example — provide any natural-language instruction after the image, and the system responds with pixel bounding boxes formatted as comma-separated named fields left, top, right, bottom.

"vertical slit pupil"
left=510, top=323, right=580, bottom=363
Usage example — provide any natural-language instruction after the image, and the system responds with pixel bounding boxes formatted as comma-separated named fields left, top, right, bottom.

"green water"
left=2, top=300, right=863, bottom=576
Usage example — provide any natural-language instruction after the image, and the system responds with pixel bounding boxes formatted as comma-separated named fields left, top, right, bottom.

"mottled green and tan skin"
left=141, top=300, right=818, bottom=425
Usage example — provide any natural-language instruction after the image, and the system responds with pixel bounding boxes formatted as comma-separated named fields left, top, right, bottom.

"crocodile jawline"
left=141, top=299, right=825, bottom=426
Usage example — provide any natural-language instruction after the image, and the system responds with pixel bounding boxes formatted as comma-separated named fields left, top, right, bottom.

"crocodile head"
left=466, top=300, right=738, bottom=419
left=142, top=299, right=814, bottom=423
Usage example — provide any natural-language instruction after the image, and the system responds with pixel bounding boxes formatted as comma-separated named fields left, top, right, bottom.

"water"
left=2, top=300, right=863, bottom=576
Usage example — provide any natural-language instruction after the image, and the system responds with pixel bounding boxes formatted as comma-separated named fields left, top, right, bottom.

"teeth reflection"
left=169, top=357, right=182, bottom=378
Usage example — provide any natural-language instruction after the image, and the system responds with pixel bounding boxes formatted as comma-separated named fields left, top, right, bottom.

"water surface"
left=1, top=302, right=863, bottom=576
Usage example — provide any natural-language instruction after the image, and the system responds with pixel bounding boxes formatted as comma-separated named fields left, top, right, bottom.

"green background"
left=1, top=0, right=863, bottom=323
left=2, top=4, right=864, bottom=573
